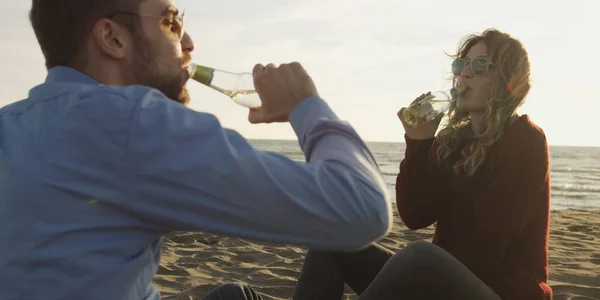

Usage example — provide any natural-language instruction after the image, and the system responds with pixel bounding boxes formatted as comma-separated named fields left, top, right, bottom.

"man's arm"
left=120, top=91, right=392, bottom=251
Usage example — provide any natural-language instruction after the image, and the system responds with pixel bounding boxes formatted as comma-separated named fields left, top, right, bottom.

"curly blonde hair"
left=436, top=28, right=532, bottom=176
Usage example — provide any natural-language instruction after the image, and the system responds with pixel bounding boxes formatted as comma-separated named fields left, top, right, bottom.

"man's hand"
left=248, top=62, right=319, bottom=124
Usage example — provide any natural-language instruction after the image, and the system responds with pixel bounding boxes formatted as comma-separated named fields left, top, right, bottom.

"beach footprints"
left=165, top=232, right=222, bottom=246
left=154, top=210, right=600, bottom=300
left=158, top=264, right=191, bottom=277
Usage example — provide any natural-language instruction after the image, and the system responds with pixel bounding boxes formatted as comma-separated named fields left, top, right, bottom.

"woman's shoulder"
left=496, top=114, right=548, bottom=157
left=510, top=114, right=545, bottom=137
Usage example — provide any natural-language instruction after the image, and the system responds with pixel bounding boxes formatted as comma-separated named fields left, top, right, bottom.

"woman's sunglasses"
left=452, top=58, right=492, bottom=76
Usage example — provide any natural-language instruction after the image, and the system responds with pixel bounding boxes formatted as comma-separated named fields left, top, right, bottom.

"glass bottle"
left=187, top=63, right=261, bottom=109
left=402, top=84, right=467, bottom=128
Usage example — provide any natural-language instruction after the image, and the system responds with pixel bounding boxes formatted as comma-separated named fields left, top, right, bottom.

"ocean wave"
left=552, top=191, right=590, bottom=199
left=574, top=175, right=600, bottom=181
left=552, top=184, right=600, bottom=193
left=382, top=171, right=399, bottom=177
left=552, top=167, right=600, bottom=174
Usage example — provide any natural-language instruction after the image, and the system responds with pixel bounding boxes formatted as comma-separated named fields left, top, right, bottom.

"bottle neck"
left=191, top=65, right=215, bottom=85
left=450, top=84, right=466, bottom=98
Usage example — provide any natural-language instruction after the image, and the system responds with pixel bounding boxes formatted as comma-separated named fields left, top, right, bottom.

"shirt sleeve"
left=119, top=90, right=392, bottom=251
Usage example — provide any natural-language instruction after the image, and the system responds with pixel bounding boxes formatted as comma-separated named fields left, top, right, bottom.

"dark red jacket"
left=396, top=115, right=552, bottom=300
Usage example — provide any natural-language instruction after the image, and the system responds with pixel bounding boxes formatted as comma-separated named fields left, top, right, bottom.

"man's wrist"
left=289, top=96, right=338, bottom=144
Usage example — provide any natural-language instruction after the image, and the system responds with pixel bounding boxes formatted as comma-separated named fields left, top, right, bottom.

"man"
left=0, top=0, right=392, bottom=299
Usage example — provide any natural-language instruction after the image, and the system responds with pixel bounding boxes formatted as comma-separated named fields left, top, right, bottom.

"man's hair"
left=30, top=0, right=141, bottom=70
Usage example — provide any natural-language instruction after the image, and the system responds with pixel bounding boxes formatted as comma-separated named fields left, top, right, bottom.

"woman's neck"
left=469, top=112, right=485, bottom=135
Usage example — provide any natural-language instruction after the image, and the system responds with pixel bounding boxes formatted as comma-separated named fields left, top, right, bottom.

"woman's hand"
left=397, top=92, right=444, bottom=140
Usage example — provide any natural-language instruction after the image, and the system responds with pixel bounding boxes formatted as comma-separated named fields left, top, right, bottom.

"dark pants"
left=204, top=283, right=264, bottom=300
left=292, top=241, right=502, bottom=300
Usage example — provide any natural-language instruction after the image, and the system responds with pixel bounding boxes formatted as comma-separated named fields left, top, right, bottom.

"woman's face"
left=455, top=41, right=494, bottom=113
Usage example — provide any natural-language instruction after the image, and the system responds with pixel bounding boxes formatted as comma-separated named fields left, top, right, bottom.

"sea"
left=249, top=139, right=600, bottom=211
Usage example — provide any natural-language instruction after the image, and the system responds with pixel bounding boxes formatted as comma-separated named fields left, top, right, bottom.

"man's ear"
left=90, top=18, right=129, bottom=60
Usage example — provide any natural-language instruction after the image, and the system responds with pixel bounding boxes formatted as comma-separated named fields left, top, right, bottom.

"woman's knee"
left=388, top=241, right=455, bottom=271
left=403, top=240, right=441, bottom=255
left=305, top=247, right=363, bottom=264
left=204, top=283, right=255, bottom=300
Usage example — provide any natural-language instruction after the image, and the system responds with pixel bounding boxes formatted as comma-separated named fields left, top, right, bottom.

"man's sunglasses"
left=107, top=9, right=186, bottom=39
left=452, top=58, right=492, bottom=76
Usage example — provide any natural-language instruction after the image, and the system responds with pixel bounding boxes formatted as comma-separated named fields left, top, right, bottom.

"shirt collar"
left=45, top=66, right=99, bottom=85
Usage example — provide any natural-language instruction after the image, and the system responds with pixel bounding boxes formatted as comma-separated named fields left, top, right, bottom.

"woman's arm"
left=395, top=135, right=446, bottom=230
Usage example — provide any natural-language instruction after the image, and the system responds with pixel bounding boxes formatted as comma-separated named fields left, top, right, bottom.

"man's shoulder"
left=69, top=84, right=167, bottom=119
left=3, top=82, right=172, bottom=119
left=53, top=82, right=162, bottom=109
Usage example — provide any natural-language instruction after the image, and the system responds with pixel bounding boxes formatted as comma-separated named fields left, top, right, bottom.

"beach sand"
left=154, top=210, right=600, bottom=300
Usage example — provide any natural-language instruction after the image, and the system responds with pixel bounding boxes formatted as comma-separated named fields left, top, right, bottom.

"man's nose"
left=181, top=32, right=195, bottom=53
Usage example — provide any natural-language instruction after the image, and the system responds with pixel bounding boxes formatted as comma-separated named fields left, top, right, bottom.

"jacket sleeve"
left=395, top=135, right=447, bottom=230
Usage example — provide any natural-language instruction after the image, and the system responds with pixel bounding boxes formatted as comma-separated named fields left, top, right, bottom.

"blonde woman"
left=291, top=29, right=551, bottom=300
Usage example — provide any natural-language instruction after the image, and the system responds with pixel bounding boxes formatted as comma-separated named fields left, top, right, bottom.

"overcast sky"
left=2, top=0, right=598, bottom=146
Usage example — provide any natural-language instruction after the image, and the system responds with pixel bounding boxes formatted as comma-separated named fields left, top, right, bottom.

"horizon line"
left=247, top=138, right=600, bottom=148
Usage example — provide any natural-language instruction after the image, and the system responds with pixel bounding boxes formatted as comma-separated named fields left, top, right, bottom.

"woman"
left=291, top=28, right=552, bottom=300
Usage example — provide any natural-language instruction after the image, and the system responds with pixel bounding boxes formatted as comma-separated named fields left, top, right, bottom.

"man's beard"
left=127, top=38, right=190, bottom=106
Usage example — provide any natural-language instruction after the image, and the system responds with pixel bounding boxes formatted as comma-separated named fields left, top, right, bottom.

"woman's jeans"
left=292, top=241, right=501, bottom=300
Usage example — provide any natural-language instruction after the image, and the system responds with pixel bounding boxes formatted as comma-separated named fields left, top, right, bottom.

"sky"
left=1, top=0, right=599, bottom=147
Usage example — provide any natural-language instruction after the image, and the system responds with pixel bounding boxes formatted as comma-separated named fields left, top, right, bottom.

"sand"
left=153, top=209, right=600, bottom=300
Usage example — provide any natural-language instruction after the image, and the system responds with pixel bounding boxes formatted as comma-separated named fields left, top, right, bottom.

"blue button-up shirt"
left=0, top=67, right=391, bottom=300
